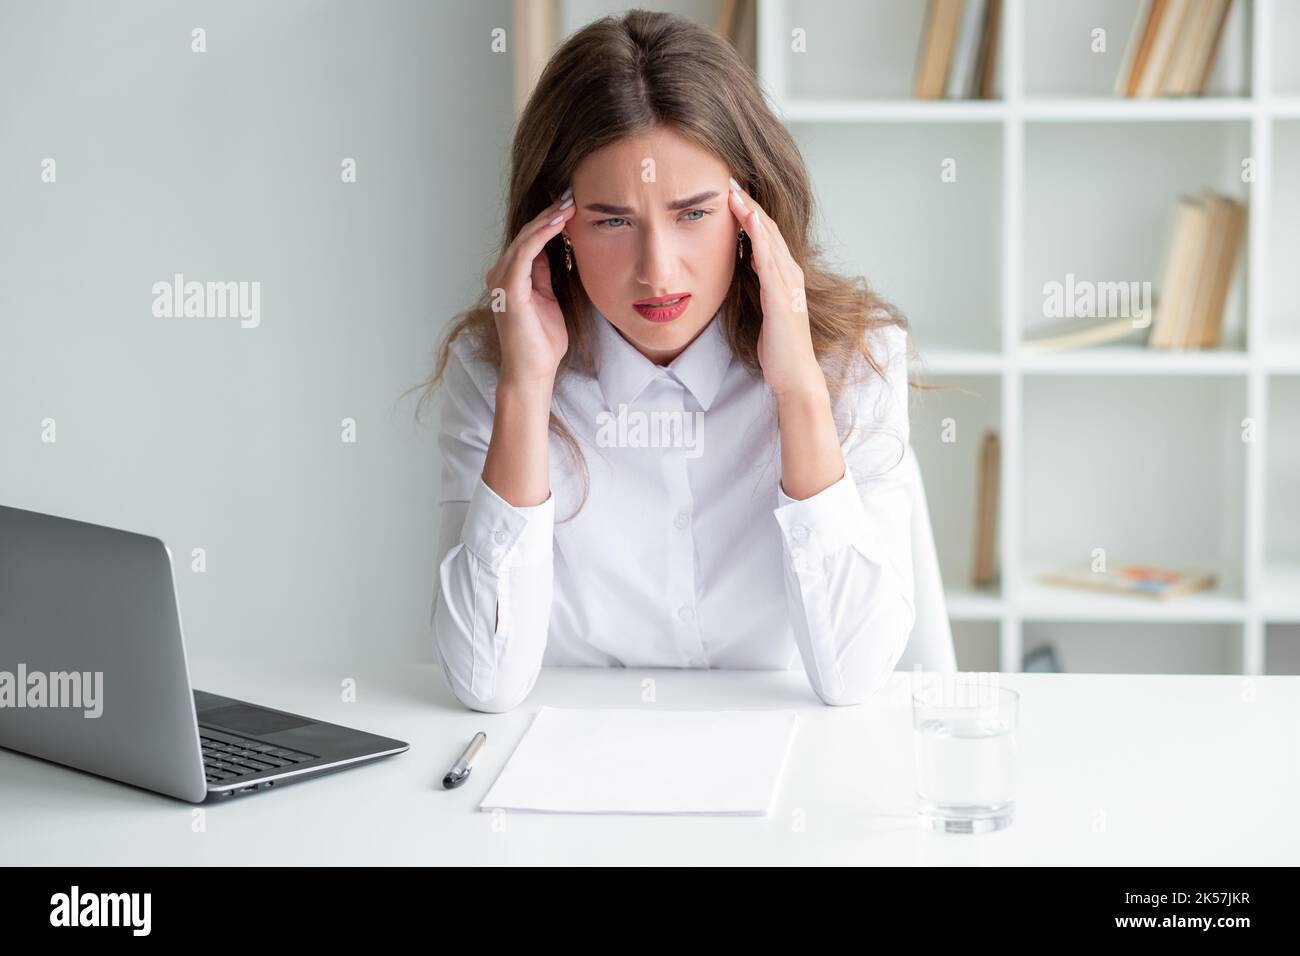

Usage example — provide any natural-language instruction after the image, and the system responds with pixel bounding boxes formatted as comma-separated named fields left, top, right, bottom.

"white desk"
left=2, top=660, right=1297, bottom=865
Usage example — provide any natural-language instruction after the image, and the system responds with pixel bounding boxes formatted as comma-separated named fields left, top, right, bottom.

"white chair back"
left=896, top=445, right=958, bottom=673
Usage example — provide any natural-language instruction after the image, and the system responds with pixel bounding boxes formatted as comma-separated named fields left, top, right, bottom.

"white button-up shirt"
left=431, top=307, right=915, bottom=712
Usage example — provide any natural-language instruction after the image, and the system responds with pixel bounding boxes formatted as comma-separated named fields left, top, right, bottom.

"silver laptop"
left=0, top=504, right=408, bottom=803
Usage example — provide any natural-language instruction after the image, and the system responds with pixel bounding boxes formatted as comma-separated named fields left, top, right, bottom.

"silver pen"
left=442, top=731, right=486, bottom=789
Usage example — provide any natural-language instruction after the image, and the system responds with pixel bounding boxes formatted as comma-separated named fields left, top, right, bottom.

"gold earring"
left=563, top=234, right=573, bottom=271
left=737, top=227, right=745, bottom=259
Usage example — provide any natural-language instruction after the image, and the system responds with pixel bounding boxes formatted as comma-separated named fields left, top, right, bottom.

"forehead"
left=573, top=127, right=726, bottom=191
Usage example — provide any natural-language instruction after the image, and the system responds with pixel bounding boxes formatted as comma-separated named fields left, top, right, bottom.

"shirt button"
left=791, top=523, right=809, bottom=542
left=677, top=605, right=695, bottom=623
left=674, top=511, right=690, bottom=530
left=493, top=530, right=509, bottom=545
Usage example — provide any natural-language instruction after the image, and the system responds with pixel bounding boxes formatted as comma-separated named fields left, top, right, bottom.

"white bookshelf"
left=751, top=0, right=1300, bottom=674
left=557, top=0, right=1300, bottom=674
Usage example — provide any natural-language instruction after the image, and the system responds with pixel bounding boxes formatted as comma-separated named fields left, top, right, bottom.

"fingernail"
left=549, top=214, right=563, bottom=225
left=728, top=176, right=741, bottom=193
left=561, top=186, right=573, bottom=201
left=559, top=196, right=573, bottom=210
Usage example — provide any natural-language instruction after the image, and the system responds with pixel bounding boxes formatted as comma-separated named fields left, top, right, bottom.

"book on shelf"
left=1019, top=189, right=1243, bottom=355
left=974, top=0, right=1000, bottom=100
left=971, top=430, right=1000, bottom=588
left=1116, top=0, right=1234, bottom=97
left=945, top=0, right=985, bottom=98
left=1020, top=315, right=1152, bottom=353
left=1150, top=190, right=1247, bottom=350
left=1039, top=564, right=1216, bottom=600
left=714, top=0, right=756, bottom=70
left=915, top=0, right=1000, bottom=100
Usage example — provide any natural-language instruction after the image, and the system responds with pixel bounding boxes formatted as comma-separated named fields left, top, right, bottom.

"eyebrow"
left=582, top=190, right=721, bottom=215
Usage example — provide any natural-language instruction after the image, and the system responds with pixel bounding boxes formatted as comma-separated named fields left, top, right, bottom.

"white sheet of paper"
left=478, top=705, right=799, bottom=815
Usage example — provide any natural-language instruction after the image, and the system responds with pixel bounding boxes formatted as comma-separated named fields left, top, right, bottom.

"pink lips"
left=633, top=294, right=691, bottom=323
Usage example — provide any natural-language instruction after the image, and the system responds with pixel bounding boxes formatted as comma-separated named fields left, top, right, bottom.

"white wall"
left=0, top=0, right=515, bottom=667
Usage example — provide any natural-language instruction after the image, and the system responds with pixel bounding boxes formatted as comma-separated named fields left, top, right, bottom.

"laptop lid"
left=0, top=505, right=208, bottom=803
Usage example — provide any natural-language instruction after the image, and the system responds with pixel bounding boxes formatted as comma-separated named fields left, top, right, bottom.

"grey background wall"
left=0, top=0, right=514, bottom=668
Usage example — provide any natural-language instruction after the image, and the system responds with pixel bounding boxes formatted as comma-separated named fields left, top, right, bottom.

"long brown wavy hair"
left=410, top=8, right=920, bottom=521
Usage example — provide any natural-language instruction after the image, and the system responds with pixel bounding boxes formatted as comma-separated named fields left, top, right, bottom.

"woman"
left=420, top=10, right=915, bottom=712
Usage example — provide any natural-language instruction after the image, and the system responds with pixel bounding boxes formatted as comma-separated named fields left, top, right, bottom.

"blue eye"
left=595, top=209, right=712, bottom=230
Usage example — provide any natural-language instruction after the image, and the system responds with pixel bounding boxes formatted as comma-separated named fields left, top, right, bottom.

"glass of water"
left=911, top=672, right=1019, bottom=834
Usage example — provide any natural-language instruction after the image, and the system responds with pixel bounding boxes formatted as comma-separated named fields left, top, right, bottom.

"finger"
left=530, top=186, right=574, bottom=228
left=728, top=182, right=802, bottom=282
left=727, top=177, right=775, bottom=230
left=507, top=204, right=574, bottom=292
left=731, top=192, right=771, bottom=273
left=752, top=207, right=799, bottom=292
left=503, top=190, right=574, bottom=267
left=728, top=177, right=751, bottom=226
left=728, top=188, right=785, bottom=284
left=733, top=193, right=779, bottom=284
left=731, top=186, right=802, bottom=289
left=761, top=210, right=800, bottom=286
left=531, top=241, right=556, bottom=302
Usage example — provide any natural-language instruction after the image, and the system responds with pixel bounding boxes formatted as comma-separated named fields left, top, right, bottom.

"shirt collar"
left=593, top=305, right=732, bottom=412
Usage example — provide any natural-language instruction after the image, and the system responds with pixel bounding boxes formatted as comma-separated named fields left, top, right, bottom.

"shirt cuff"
left=773, top=465, right=870, bottom=565
left=461, top=475, right=555, bottom=570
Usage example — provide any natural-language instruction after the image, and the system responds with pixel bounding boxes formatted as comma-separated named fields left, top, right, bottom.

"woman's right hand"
left=485, top=188, right=576, bottom=386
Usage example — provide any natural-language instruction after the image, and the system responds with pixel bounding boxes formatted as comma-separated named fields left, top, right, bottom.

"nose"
left=635, top=221, right=676, bottom=291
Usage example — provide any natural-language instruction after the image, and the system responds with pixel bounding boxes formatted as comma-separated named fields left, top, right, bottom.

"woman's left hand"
left=728, top=178, right=824, bottom=398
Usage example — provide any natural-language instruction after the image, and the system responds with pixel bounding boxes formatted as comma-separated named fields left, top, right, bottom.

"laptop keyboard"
left=200, top=731, right=318, bottom=785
